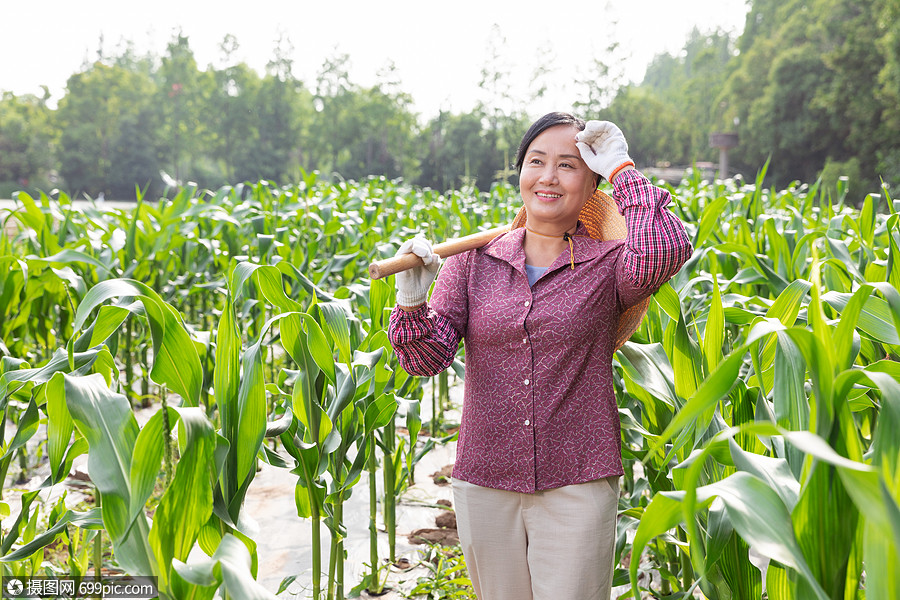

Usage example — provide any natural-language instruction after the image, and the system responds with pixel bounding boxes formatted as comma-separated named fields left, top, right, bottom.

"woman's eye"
left=560, top=162, right=574, bottom=169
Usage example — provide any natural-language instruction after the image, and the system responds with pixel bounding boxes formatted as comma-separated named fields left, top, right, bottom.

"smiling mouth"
left=535, top=192, right=562, bottom=200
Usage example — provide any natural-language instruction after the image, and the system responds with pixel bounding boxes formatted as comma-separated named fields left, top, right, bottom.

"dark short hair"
left=514, top=112, right=599, bottom=187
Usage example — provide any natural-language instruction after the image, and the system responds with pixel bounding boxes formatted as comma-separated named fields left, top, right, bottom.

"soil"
left=430, top=464, right=454, bottom=485
left=434, top=510, right=456, bottom=529
left=407, top=500, right=459, bottom=547
left=406, top=527, right=460, bottom=547
left=243, top=440, right=460, bottom=598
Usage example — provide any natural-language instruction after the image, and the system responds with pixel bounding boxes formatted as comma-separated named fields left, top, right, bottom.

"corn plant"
left=5, top=168, right=897, bottom=599
left=615, top=175, right=900, bottom=599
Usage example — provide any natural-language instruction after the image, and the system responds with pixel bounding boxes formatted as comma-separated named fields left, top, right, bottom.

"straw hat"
left=510, top=188, right=650, bottom=350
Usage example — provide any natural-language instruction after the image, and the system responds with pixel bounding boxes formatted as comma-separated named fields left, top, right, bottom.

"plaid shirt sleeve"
left=613, top=169, right=693, bottom=300
left=388, top=303, right=462, bottom=377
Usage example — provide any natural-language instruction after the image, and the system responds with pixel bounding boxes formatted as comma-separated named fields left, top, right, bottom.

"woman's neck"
left=523, top=221, right=578, bottom=267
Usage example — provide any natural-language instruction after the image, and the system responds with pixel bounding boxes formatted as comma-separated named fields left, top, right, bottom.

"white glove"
left=395, top=237, right=441, bottom=307
left=574, top=120, right=633, bottom=182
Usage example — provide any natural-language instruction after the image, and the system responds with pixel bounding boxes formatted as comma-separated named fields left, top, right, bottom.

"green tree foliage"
left=599, top=0, right=898, bottom=193
left=255, top=35, right=311, bottom=183
left=155, top=33, right=216, bottom=186
left=718, top=0, right=896, bottom=188
left=0, top=91, right=55, bottom=189
left=208, top=36, right=265, bottom=183
left=304, top=54, right=420, bottom=183
left=55, top=62, right=158, bottom=197
left=605, top=28, right=735, bottom=169
left=602, top=87, right=691, bottom=168
left=875, top=0, right=900, bottom=183
left=4, top=1, right=899, bottom=199
left=420, top=109, right=502, bottom=191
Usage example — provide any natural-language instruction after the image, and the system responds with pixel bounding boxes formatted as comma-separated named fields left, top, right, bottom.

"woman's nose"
left=538, top=166, right=558, bottom=184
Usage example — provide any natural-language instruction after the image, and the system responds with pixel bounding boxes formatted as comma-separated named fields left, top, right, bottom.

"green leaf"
left=73, top=279, right=202, bottom=406
left=696, top=196, right=729, bottom=248
left=617, top=342, right=679, bottom=407
left=766, top=279, right=811, bottom=326
left=214, top=294, right=241, bottom=446
left=0, top=395, right=39, bottom=461
left=149, top=408, right=218, bottom=591
left=0, top=509, right=102, bottom=562
left=648, top=349, right=745, bottom=459
left=172, top=534, right=275, bottom=599
left=704, top=473, right=829, bottom=599
left=630, top=492, right=705, bottom=597
left=129, top=407, right=175, bottom=525
left=864, top=519, right=900, bottom=600
left=728, top=438, right=799, bottom=511
left=88, top=304, right=134, bottom=349
left=27, top=249, right=111, bottom=275
left=365, top=393, right=398, bottom=434
left=653, top=282, right=681, bottom=321
left=62, top=373, right=155, bottom=576
left=673, top=311, right=702, bottom=399
left=319, top=301, right=353, bottom=366
left=703, top=273, right=725, bottom=371
left=823, top=290, right=900, bottom=345
left=301, top=313, right=336, bottom=385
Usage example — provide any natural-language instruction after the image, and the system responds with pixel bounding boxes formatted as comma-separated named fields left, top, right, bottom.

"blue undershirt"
left=524, top=264, right=548, bottom=287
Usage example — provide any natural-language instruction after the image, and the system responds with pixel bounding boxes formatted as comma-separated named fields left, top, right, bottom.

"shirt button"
left=524, top=300, right=530, bottom=307
left=524, top=379, right=530, bottom=385
left=522, top=337, right=527, bottom=344
left=525, top=419, right=531, bottom=426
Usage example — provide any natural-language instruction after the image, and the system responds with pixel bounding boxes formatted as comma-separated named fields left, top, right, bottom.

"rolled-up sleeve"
left=388, top=251, right=470, bottom=376
left=388, top=304, right=461, bottom=376
left=614, top=169, right=693, bottom=308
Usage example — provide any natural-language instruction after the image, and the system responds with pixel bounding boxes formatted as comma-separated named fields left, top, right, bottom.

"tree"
left=417, top=108, right=527, bottom=191
left=56, top=62, right=157, bottom=198
left=0, top=91, right=55, bottom=188
left=255, top=34, right=310, bottom=182
left=304, top=53, right=419, bottom=182
left=603, top=87, right=691, bottom=168
left=207, top=35, right=263, bottom=183
left=607, top=29, right=735, bottom=169
left=108, top=107, right=161, bottom=199
left=154, top=32, right=215, bottom=186
left=876, top=0, right=900, bottom=182
left=719, top=0, right=897, bottom=189
left=305, top=51, right=353, bottom=175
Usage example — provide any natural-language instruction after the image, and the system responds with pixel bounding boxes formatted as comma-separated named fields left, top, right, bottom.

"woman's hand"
left=394, top=236, right=441, bottom=309
left=574, top=121, right=634, bottom=183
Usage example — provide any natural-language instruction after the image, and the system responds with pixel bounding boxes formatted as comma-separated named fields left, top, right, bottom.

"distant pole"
left=709, top=133, right=739, bottom=178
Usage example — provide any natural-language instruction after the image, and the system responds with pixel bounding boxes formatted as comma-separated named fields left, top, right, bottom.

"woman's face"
left=519, top=124, right=597, bottom=231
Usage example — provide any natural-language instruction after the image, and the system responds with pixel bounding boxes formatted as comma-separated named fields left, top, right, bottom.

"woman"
left=387, top=112, right=692, bottom=600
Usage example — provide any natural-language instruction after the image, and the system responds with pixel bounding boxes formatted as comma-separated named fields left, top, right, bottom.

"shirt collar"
left=483, top=221, right=612, bottom=273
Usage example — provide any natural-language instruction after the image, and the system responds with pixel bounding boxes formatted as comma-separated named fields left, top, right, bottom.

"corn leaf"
left=172, top=534, right=275, bottom=599
left=73, top=278, right=202, bottom=406
left=62, top=372, right=155, bottom=576
left=700, top=473, right=829, bottom=599
left=149, top=408, right=218, bottom=591
left=703, top=273, right=724, bottom=372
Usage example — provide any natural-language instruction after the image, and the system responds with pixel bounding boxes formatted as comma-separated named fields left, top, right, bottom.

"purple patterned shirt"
left=388, top=170, right=693, bottom=493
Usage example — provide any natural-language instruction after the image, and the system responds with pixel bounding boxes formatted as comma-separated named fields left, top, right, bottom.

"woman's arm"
left=613, top=169, right=693, bottom=308
left=387, top=251, right=470, bottom=376
left=388, top=303, right=462, bottom=376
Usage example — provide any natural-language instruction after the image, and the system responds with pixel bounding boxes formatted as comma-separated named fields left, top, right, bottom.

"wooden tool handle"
left=368, top=225, right=511, bottom=279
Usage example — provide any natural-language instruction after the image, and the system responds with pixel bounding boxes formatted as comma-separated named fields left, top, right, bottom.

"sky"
left=2, top=0, right=750, bottom=118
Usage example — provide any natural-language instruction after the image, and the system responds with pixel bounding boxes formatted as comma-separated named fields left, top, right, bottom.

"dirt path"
left=243, top=441, right=458, bottom=598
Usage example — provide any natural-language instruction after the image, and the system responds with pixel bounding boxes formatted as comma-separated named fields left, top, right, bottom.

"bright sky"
left=2, top=0, right=749, bottom=118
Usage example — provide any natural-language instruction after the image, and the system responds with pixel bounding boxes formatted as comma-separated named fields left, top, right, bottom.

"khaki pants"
left=451, top=477, right=619, bottom=600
